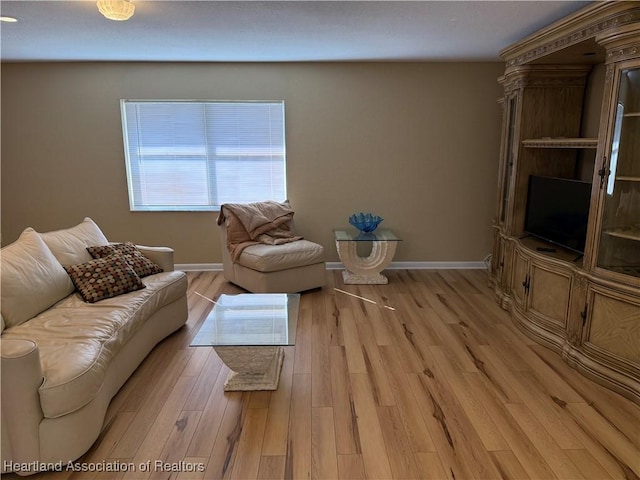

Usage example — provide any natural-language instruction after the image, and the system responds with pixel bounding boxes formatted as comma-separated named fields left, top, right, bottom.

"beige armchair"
left=217, top=201, right=325, bottom=293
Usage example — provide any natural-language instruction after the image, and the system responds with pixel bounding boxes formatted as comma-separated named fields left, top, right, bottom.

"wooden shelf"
left=616, top=176, right=640, bottom=182
left=522, top=138, right=598, bottom=149
left=623, top=112, right=640, bottom=118
left=600, top=265, right=640, bottom=276
left=603, top=228, right=640, bottom=242
left=520, top=236, right=584, bottom=265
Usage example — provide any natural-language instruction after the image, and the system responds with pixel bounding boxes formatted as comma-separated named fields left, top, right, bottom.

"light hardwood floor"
left=6, top=270, right=639, bottom=480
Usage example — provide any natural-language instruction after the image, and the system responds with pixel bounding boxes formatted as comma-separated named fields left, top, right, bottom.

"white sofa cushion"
left=238, top=240, right=325, bottom=273
left=0, top=228, right=75, bottom=328
left=1, top=270, right=188, bottom=418
left=40, top=217, right=109, bottom=266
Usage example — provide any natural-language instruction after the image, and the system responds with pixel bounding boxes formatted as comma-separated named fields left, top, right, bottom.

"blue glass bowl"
left=348, top=213, right=383, bottom=233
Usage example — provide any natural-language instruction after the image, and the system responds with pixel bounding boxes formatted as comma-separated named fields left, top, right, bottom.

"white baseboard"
left=326, top=261, right=487, bottom=270
left=176, top=261, right=487, bottom=272
left=175, top=263, right=223, bottom=272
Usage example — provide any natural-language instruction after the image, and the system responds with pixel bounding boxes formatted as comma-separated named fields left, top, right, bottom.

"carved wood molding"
left=605, top=63, right=615, bottom=84
left=606, top=44, right=640, bottom=63
left=521, top=138, right=598, bottom=149
left=575, top=271, right=590, bottom=291
left=502, top=77, right=586, bottom=94
left=500, top=69, right=590, bottom=94
left=503, top=6, right=640, bottom=67
left=598, top=23, right=640, bottom=64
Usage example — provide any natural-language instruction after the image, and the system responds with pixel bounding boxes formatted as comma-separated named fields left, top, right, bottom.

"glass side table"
left=334, top=229, right=402, bottom=284
left=191, top=293, right=300, bottom=391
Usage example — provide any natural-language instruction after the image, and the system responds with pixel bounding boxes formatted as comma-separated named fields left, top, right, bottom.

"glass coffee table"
left=334, top=229, right=402, bottom=284
left=191, top=293, right=299, bottom=391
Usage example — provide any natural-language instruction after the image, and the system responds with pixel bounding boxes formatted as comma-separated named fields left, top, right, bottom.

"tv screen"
left=524, top=175, right=592, bottom=254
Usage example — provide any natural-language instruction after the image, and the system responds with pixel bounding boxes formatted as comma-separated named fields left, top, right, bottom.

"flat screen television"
left=524, top=175, right=592, bottom=254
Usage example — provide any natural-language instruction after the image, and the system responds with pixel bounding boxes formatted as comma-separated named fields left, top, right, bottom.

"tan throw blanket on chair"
left=217, top=201, right=303, bottom=262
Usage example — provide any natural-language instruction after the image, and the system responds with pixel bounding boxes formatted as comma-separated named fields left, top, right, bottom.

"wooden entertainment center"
left=490, top=2, right=639, bottom=403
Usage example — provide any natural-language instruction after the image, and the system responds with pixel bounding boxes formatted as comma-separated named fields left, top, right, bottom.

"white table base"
left=213, top=346, right=285, bottom=391
left=336, top=239, right=398, bottom=285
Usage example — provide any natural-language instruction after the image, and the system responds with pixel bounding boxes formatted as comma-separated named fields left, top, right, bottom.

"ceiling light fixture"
left=96, top=0, right=135, bottom=21
left=0, top=16, right=18, bottom=23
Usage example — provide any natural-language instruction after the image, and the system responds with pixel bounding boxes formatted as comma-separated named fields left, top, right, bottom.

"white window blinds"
left=121, top=100, right=286, bottom=211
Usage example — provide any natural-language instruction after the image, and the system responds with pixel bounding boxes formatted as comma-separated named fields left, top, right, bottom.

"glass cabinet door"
left=499, top=96, right=517, bottom=227
left=596, top=66, right=640, bottom=279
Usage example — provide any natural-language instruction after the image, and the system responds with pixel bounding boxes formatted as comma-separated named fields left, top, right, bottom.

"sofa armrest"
left=1, top=339, right=44, bottom=470
left=135, top=245, right=175, bottom=272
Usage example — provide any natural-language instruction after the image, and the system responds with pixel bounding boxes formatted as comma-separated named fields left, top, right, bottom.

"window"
left=121, top=100, right=286, bottom=211
left=607, top=102, right=623, bottom=195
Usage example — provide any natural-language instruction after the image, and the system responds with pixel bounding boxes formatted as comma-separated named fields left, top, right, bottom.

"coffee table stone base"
left=214, top=346, right=285, bottom=391
left=342, top=270, right=388, bottom=285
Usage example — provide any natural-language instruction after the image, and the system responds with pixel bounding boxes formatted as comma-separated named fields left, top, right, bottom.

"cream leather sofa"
left=0, top=218, right=188, bottom=476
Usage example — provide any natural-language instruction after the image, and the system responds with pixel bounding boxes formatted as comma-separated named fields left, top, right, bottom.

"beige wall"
left=1, top=62, right=503, bottom=264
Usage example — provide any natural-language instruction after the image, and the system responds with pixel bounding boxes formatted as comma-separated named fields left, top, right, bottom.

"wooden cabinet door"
left=511, top=249, right=529, bottom=309
left=589, top=61, right=640, bottom=287
left=491, top=229, right=503, bottom=286
left=500, top=240, right=513, bottom=292
left=492, top=233, right=512, bottom=292
left=528, top=263, right=572, bottom=330
left=584, top=284, right=640, bottom=371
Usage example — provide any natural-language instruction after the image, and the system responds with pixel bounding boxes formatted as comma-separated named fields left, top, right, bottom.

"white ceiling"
left=1, top=0, right=593, bottom=62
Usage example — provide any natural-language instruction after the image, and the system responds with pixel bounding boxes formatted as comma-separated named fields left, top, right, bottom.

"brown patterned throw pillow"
left=87, top=242, right=163, bottom=278
left=65, top=254, right=145, bottom=303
